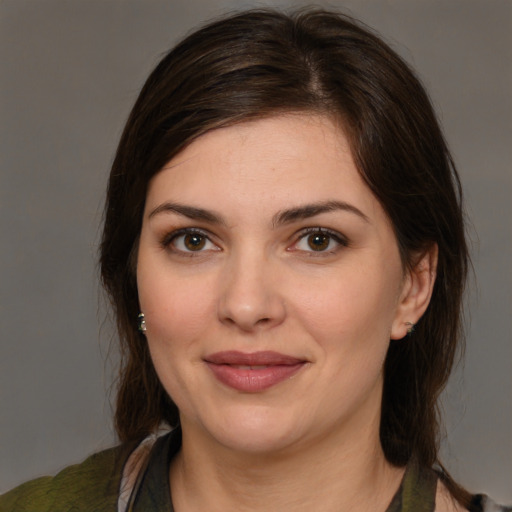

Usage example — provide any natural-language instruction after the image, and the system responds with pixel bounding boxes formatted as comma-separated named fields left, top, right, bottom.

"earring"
left=138, top=313, right=147, bottom=334
left=405, top=322, right=415, bottom=335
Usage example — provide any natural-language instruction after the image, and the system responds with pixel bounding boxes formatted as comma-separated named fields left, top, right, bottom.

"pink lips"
left=204, top=351, right=306, bottom=392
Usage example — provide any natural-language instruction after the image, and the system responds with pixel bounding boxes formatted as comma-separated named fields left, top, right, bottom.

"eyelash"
left=160, top=228, right=217, bottom=256
left=290, top=227, right=349, bottom=255
left=160, top=227, right=348, bottom=256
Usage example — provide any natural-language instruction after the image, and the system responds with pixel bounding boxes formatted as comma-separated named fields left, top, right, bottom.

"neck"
left=169, top=415, right=404, bottom=512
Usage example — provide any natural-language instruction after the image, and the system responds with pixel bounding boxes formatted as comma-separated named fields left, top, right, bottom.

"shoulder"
left=469, top=495, right=512, bottom=512
left=436, top=481, right=512, bottom=512
left=0, top=443, right=134, bottom=512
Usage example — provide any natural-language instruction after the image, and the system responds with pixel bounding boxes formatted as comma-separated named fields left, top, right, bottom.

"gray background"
left=1, top=0, right=511, bottom=501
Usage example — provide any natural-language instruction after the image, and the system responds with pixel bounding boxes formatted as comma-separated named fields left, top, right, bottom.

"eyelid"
left=289, top=227, right=349, bottom=253
left=160, top=227, right=220, bottom=253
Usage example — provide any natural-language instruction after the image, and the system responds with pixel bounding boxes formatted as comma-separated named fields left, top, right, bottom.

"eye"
left=164, top=229, right=218, bottom=253
left=292, top=228, right=347, bottom=253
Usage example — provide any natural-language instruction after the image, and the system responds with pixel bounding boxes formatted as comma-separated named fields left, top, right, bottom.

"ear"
left=390, top=244, right=438, bottom=340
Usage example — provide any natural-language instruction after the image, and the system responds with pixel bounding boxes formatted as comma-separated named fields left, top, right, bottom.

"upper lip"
left=204, top=351, right=305, bottom=366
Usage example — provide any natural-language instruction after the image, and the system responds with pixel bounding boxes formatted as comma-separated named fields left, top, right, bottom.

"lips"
left=204, top=351, right=306, bottom=392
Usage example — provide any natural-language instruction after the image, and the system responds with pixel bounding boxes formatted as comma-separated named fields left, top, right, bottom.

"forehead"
left=144, top=114, right=382, bottom=224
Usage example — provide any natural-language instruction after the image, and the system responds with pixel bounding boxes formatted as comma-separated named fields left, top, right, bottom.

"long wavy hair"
left=100, top=7, right=470, bottom=505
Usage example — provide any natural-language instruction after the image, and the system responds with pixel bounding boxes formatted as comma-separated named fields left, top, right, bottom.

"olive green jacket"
left=0, top=443, right=131, bottom=511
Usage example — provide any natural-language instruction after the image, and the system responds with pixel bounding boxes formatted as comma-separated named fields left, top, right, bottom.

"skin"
left=137, top=114, right=438, bottom=512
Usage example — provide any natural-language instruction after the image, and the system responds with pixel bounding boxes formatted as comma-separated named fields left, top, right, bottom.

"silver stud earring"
left=138, top=312, right=147, bottom=334
left=405, top=322, right=415, bottom=335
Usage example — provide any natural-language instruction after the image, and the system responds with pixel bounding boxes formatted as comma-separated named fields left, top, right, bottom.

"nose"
left=217, top=251, right=286, bottom=332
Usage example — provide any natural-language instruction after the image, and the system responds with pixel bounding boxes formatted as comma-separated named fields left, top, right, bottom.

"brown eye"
left=292, top=229, right=347, bottom=254
left=183, top=233, right=206, bottom=251
left=307, top=233, right=330, bottom=251
left=166, top=229, right=219, bottom=255
left=167, top=230, right=216, bottom=253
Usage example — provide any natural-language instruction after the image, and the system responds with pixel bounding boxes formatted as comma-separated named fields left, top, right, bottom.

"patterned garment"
left=1, top=429, right=509, bottom=512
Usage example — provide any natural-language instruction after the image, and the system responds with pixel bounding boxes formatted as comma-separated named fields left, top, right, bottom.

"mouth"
left=204, top=351, right=307, bottom=392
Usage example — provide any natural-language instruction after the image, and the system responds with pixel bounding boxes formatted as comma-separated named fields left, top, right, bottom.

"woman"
left=1, top=7, right=509, bottom=512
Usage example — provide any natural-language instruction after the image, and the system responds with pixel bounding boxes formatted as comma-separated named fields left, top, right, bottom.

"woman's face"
left=137, top=114, right=423, bottom=454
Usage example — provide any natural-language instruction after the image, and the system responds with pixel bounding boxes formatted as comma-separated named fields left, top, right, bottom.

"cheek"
left=138, top=272, right=217, bottom=407
left=292, top=266, right=400, bottom=341
left=138, top=267, right=217, bottom=352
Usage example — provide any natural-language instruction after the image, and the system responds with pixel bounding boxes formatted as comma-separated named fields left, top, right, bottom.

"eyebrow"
left=148, top=202, right=225, bottom=225
left=272, top=200, right=370, bottom=227
left=148, top=200, right=369, bottom=226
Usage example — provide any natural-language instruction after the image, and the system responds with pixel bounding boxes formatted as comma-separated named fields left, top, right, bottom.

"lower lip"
left=206, top=362, right=305, bottom=392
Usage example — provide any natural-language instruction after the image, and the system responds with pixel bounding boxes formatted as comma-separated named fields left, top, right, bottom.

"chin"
left=198, top=404, right=308, bottom=455
left=216, top=427, right=301, bottom=455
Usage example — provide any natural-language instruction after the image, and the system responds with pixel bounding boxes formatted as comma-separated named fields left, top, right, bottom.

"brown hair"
left=100, top=7, right=470, bottom=504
